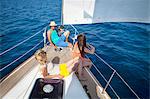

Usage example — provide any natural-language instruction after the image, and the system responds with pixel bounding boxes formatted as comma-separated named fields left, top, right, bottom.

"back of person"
left=47, top=62, right=60, bottom=75
left=50, top=29, right=60, bottom=44
left=47, top=62, right=69, bottom=77
left=47, top=21, right=72, bottom=48
left=72, top=34, right=95, bottom=58
left=72, top=42, right=82, bottom=58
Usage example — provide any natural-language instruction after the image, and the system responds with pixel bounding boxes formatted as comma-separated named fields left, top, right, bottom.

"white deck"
left=3, top=64, right=88, bottom=99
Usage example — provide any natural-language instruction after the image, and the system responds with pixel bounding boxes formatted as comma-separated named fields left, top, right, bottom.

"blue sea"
left=0, top=0, right=149, bottom=98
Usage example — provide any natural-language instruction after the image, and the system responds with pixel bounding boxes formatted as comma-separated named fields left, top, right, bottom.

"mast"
left=61, top=0, right=64, bottom=25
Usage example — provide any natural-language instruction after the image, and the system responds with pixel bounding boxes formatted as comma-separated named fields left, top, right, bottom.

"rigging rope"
left=86, top=55, right=120, bottom=98
left=0, top=24, right=140, bottom=99
left=94, top=53, right=115, bottom=71
left=93, top=53, right=140, bottom=99
left=70, top=24, right=140, bottom=98
left=0, top=40, right=43, bottom=72
left=70, top=24, right=79, bottom=34
left=116, top=72, right=140, bottom=99
left=0, top=27, right=45, bottom=56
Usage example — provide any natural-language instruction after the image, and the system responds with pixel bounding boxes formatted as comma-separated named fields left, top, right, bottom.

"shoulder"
left=47, top=29, right=53, bottom=34
left=74, top=42, right=78, bottom=46
left=73, top=42, right=80, bottom=52
left=73, top=42, right=78, bottom=49
left=54, top=30, right=58, bottom=33
left=39, top=64, right=46, bottom=70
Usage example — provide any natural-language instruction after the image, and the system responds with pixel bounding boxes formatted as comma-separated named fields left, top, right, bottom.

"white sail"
left=62, top=0, right=150, bottom=25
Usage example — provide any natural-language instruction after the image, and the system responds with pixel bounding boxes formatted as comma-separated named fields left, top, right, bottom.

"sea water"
left=0, top=0, right=149, bottom=98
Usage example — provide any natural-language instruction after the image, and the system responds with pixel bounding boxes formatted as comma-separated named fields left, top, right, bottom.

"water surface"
left=0, top=0, right=149, bottom=98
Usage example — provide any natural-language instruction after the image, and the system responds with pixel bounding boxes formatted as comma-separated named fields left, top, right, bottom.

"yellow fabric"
left=59, top=64, right=70, bottom=77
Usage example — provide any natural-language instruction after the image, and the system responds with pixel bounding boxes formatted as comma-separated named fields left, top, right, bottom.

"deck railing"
left=0, top=24, right=140, bottom=99
left=0, top=27, right=46, bottom=76
left=69, top=25, right=140, bottom=99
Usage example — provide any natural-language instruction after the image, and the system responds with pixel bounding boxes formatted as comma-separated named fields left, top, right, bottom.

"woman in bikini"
left=72, top=34, right=95, bottom=80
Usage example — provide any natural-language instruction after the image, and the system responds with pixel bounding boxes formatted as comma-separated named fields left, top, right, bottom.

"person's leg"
left=78, top=59, right=83, bottom=78
left=78, top=58, right=92, bottom=80
left=82, top=60, right=92, bottom=68
left=66, top=57, right=79, bottom=66
left=63, top=30, right=70, bottom=42
left=67, top=62, right=79, bottom=73
left=58, top=31, right=72, bottom=48
left=66, top=57, right=80, bottom=73
left=59, top=34, right=66, bottom=41
left=55, top=39, right=73, bottom=48
left=55, top=40, right=69, bottom=47
left=59, top=30, right=70, bottom=41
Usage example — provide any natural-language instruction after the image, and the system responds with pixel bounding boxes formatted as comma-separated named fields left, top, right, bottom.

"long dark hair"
left=77, top=34, right=87, bottom=57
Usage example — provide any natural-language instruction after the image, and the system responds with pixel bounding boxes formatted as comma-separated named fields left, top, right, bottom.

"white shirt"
left=46, top=62, right=60, bottom=75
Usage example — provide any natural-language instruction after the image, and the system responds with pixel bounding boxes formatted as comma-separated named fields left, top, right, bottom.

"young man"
left=58, top=25, right=70, bottom=42
left=47, top=21, right=72, bottom=48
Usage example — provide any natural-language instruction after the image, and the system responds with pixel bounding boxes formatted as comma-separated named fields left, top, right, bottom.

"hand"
left=86, top=44, right=95, bottom=54
left=68, top=43, right=73, bottom=48
left=57, top=75, right=64, bottom=79
left=84, top=58, right=91, bottom=62
left=50, top=43, right=57, bottom=48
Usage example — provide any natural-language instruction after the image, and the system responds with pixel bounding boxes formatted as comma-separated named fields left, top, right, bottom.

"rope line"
left=70, top=24, right=140, bottom=99
left=93, top=53, right=140, bottom=99
left=70, top=24, right=140, bottom=98
left=94, top=53, right=115, bottom=71
left=70, top=24, right=79, bottom=45
left=0, top=24, right=140, bottom=99
left=116, top=72, right=140, bottom=99
left=86, top=55, right=120, bottom=98
left=103, top=70, right=116, bottom=93
left=70, top=24, right=79, bottom=33
left=0, top=27, right=45, bottom=56
left=0, top=40, right=43, bottom=72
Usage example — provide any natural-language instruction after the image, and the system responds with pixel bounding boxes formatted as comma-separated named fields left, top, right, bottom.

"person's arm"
left=84, top=44, right=95, bottom=54
left=47, top=30, right=55, bottom=47
left=40, top=65, right=64, bottom=78
left=40, top=65, right=48, bottom=78
left=45, top=74, right=64, bottom=79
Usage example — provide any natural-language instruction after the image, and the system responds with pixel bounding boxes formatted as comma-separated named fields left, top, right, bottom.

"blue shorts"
left=55, top=34, right=68, bottom=47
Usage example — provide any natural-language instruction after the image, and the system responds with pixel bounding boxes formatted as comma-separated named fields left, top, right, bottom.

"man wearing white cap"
left=47, top=21, right=72, bottom=48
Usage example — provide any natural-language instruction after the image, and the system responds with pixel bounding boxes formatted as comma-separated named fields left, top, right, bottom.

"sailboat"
left=0, top=0, right=149, bottom=99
